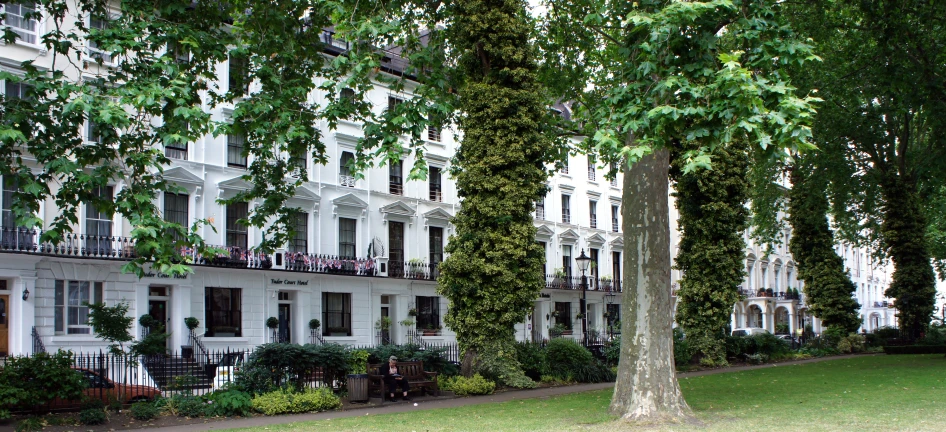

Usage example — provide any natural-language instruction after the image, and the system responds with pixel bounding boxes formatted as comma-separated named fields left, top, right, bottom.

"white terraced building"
left=0, top=2, right=893, bottom=359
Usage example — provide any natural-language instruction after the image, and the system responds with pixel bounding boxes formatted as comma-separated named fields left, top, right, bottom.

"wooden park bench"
left=367, top=360, right=439, bottom=403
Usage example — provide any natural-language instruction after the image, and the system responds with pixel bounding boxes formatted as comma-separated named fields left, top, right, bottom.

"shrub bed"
left=441, top=374, right=495, bottom=396
left=545, top=338, right=594, bottom=381
left=251, top=388, right=341, bottom=416
left=130, top=401, right=160, bottom=421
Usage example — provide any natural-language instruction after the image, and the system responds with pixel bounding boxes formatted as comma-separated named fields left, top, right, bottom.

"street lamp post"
left=575, top=249, right=592, bottom=340
left=605, top=289, right=616, bottom=340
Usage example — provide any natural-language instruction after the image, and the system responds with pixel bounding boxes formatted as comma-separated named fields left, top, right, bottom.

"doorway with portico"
left=148, top=285, right=171, bottom=350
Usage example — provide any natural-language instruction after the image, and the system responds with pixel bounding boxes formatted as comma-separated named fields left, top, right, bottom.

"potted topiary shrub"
left=182, top=317, right=199, bottom=359
left=309, top=318, right=321, bottom=331
left=375, top=316, right=392, bottom=331
left=267, top=317, right=280, bottom=342
left=600, top=275, right=612, bottom=289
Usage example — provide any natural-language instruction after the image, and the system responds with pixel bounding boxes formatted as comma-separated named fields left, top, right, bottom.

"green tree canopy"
left=539, top=0, right=819, bottom=420
left=784, top=0, right=946, bottom=338
left=0, top=0, right=445, bottom=276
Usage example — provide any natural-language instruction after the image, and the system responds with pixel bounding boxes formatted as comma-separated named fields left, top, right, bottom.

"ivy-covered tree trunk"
left=611, top=149, right=690, bottom=419
left=788, top=162, right=860, bottom=333
left=438, top=0, right=551, bottom=379
left=671, top=142, right=749, bottom=366
left=880, top=173, right=937, bottom=340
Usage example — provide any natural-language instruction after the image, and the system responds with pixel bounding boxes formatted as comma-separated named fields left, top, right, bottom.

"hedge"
left=883, top=345, right=946, bottom=354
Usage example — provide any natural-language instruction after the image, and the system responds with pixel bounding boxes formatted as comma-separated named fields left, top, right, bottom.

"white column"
left=171, top=285, right=193, bottom=351
left=12, top=272, right=37, bottom=355
left=294, top=288, right=310, bottom=344
left=764, top=306, right=774, bottom=332
left=135, top=283, right=149, bottom=339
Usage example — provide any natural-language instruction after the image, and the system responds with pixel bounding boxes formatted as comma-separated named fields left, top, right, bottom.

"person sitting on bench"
left=381, top=355, right=411, bottom=401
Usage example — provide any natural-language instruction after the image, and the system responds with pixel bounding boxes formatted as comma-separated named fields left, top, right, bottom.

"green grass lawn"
left=230, top=355, right=946, bottom=432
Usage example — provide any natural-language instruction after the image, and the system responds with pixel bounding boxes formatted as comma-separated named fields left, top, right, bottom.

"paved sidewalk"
left=149, top=353, right=874, bottom=432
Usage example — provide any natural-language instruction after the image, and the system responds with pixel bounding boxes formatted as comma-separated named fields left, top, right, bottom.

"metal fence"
left=9, top=340, right=463, bottom=412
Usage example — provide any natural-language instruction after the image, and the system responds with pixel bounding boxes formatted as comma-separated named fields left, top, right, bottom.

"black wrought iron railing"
left=0, top=227, right=378, bottom=277
left=545, top=274, right=622, bottom=292
left=738, top=288, right=804, bottom=302
left=31, top=326, right=46, bottom=353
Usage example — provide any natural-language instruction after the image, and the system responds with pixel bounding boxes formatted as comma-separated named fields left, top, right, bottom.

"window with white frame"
left=387, top=95, right=404, bottom=111
left=429, top=226, right=444, bottom=266
left=54, top=280, right=103, bottom=335
left=4, top=79, right=33, bottom=101
left=289, top=211, right=307, bottom=253
left=416, top=296, right=441, bottom=331
left=163, top=192, right=188, bottom=240
left=86, top=120, right=103, bottom=144
left=429, top=166, right=442, bottom=202
left=226, top=202, right=248, bottom=249
left=536, top=197, right=545, bottom=220
left=587, top=155, right=596, bottom=181
left=164, top=124, right=188, bottom=160
left=338, top=217, right=356, bottom=257
left=339, top=151, right=355, bottom=187
left=611, top=205, right=619, bottom=232
left=561, top=194, right=571, bottom=224
left=205, top=287, right=242, bottom=337
left=227, top=134, right=247, bottom=168
left=3, top=2, right=38, bottom=45
left=87, top=13, right=113, bottom=63
left=589, top=200, right=597, bottom=229
left=389, top=160, right=403, bottom=195
left=85, top=185, right=113, bottom=254
left=1, top=176, right=32, bottom=249
left=228, top=54, right=249, bottom=95
left=322, top=292, right=352, bottom=336
left=562, top=245, right=572, bottom=279
left=288, top=153, right=306, bottom=176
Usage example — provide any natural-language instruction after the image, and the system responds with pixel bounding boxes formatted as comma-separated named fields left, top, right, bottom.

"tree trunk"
left=880, top=173, right=937, bottom=340
left=610, top=148, right=690, bottom=420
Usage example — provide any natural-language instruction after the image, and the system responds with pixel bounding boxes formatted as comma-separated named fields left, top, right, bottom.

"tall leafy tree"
left=436, top=0, right=558, bottom=380
left=540, top=0, right=818, bottom=420
left=336, top=0, right=564, bottom=380
left=671, top=140, right=749, bottom=367
left=788, top=161, right=861, bottom=333
left=784, top=0, right=946, bottom=339
left=0, top=0, right=430, bottom=276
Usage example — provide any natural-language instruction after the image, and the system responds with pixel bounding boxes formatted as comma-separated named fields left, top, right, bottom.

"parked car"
left=52, top=368, right=161, bottom=409
left=213, top=351, right=246, bottom=390
left=731, top=327, right=770, bottom=337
